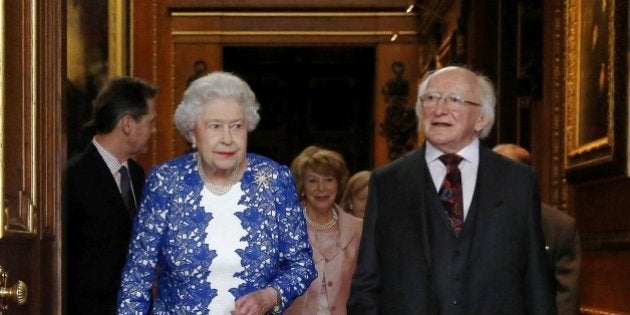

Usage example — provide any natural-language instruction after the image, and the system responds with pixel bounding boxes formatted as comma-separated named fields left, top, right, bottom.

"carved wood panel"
left=0, top=0, right=63, bottom=313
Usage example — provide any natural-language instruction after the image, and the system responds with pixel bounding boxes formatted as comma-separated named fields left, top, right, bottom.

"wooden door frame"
left=0, top=0, right=64, bottom=314
left=132, top=2, right=420, bottom=169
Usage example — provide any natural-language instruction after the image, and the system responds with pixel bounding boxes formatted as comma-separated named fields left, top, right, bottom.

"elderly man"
left=348, top=66, right=556, bottom=314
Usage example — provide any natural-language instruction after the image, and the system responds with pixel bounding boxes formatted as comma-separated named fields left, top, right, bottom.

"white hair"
left=174, top=71, right=261, bottom=142
left=415, top=66, right=496, bottom=138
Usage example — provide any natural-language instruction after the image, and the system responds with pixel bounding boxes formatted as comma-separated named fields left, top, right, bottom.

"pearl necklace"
left=303, top=206, right=338, bottom=231
left=196, top=153, right=240, bottom=196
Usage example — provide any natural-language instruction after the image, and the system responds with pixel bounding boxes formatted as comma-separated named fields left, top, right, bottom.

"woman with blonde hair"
left=340, top=170, right=371, bottom=219
left=286, top=146, right=363, bottom=314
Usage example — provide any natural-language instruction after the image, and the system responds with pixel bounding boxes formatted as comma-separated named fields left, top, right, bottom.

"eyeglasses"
left=420, top=92, right=481, bottom=110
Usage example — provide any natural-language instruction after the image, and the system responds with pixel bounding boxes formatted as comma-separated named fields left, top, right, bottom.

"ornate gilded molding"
left=581, top=306, right=629, bottom=315
left=108, top=0, right=127, bottom=76
left=0, top=0, right=39, bottom=238
left=551, top=0, right=567, bottom=209
left=0, top=0, right=5, bottom=239
left=170, top=10, right=418, bottom=42
left=30, top=0, right=38, bottom=235
left=172, top=30, right=418, bottom=37
left=564, top=0, right=617, bottom=175
left=171, top=12, right=416, bottom=17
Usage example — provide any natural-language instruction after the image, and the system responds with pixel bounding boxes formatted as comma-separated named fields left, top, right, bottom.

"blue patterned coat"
left=117, top=153, right=317, bottom=314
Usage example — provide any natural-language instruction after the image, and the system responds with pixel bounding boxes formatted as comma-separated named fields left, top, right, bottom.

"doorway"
left=223, top=46, right=375, bottom=173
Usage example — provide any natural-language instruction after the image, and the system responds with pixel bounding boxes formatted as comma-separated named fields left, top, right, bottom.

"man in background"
left=494, top=143, right=581, bottom=315
left=66, top=76, right=158, bottom=315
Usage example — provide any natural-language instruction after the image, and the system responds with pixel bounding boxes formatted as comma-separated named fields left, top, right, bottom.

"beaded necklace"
left=196, top=153, right=240, bottom=196
left=303, top=205, right=338, bottom=231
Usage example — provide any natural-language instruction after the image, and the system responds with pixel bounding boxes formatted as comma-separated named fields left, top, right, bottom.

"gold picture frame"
left=66, top=0, right=129, bottom=158
left=564, top=0, right=627, bottom=181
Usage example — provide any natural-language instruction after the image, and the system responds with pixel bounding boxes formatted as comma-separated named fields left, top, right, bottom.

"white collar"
left=425, top=139, right=480, bottom=164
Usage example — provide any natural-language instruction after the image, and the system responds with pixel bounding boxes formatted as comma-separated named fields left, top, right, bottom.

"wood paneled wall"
left=0, top=0, right=64, bottom=313
left=546, top=0, right=630, bottom=313
left=131, top=0, right=420, bottom=169
left=128, top=0, right=630, bottom=313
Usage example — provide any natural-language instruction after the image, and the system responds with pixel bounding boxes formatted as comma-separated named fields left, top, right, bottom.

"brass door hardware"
left=0, top=265, right=27, bottom=311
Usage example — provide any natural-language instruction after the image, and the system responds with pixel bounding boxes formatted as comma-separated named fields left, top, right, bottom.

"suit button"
left=454, top=274, right=460, bottom=281
left=453, top=300, right=459, bottom=305
left=327, top=281, right=333, bottom=287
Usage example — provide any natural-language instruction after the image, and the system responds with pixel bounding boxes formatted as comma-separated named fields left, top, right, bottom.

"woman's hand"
left=233, top=287, right=278, bottom=315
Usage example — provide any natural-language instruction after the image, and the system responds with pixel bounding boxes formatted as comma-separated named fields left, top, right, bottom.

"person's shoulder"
left=149, top=153, right=196, bottom=175
left=373, top=148, right=424, bottom=177
left=247, top=153, right=286, bottom=171
left=67, top=143, right=93, bottom=165
left=339, top=208, right=362, bottom=224
left=128, top=158, right=145, bottom=173
left=66, top=144, right=100, bottom=176
left=484, top=146, right=534, bottom=175
left=337, top=209, right=363, bottom=233
left=541, top=203, right=576, bottom=227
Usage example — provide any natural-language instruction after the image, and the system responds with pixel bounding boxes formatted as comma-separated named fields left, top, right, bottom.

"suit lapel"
left=474, top=146, right=507, bottom=213
left=469, top=146, right=507, bottom=254
left=402, top=146, right=432, bottom=270
left=84, top=144, right=136, bottom=220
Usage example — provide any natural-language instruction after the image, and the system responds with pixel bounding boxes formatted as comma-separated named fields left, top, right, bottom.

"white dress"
left=202, top=183, right=247, bottom=313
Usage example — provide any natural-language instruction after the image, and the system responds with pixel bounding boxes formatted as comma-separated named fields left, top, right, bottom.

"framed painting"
left=564, top=0, right=628, bottom=181
left=66, top=0, right=128, bottom=159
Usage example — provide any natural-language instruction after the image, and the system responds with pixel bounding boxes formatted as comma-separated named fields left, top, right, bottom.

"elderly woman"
left=285, top=146, right=363, bottom=315
left=340, top=170, right=371, bottom=219
left=117, top=72, right=316, bottom=314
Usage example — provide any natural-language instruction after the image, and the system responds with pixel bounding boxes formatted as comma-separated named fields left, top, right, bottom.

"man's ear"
left=474, top=113, right=488, bottom=133
left=120, top=114, right=133, bottom=136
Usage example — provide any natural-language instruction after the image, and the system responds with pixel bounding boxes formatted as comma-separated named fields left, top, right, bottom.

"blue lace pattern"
left=117, top=153, right=316, bottom=314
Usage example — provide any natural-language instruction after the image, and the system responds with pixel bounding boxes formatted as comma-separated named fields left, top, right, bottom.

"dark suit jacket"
left=66, top=143, right=145, bottom=315
left=541, top=203, right=581, bottom=315
left=348, top=144, right=556, bottom=314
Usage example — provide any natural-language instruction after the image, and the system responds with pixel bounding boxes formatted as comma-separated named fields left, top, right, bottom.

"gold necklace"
left=196, top=153, right=240, bottom=196
left=303, top=205, right=338, bottom=231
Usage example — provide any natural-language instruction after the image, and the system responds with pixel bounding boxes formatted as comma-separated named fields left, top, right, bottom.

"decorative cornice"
left=170, top=10, right=418, bottom=42
left=172, top=30, right=417, bottom=36
left=171, top=11, right=416, bottom=17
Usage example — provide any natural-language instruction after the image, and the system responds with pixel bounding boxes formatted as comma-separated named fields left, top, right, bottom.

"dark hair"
left=93, top=76, right=159, bottom=134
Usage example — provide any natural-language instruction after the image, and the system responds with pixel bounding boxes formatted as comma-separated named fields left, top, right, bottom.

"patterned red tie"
left=438, top=154, right=464, bottom=233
